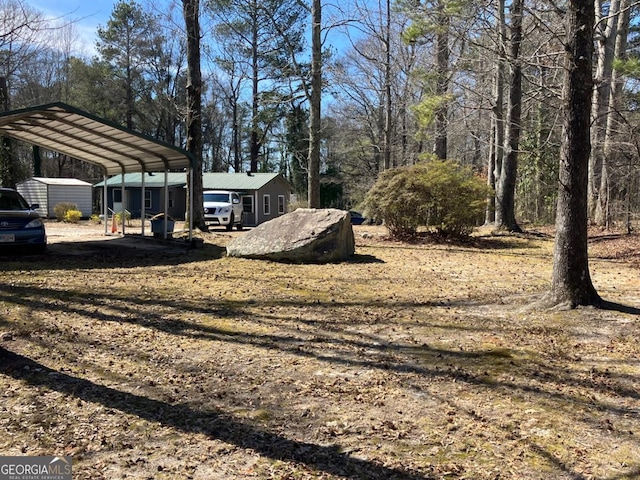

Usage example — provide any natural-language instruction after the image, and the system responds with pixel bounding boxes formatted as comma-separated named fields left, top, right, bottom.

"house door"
left=112, top=188, right=128, bottom=214
left=242, top=195, right=255, bottom=226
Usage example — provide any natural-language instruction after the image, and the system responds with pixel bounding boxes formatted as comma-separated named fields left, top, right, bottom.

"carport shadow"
left=0, top=236, right=226, bottom=271
left=0, top=347, right=429, bottom=480
left=0, top=241, right=386, bottom=269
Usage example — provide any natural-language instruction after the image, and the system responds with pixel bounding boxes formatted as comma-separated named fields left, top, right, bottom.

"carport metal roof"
left=0, top=102, right=194, bottom=175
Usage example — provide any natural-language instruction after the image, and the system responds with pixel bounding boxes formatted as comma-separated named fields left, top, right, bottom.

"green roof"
left=94, top=172, right=290, bottom=191
left=202, top=173, right=283, bottom=190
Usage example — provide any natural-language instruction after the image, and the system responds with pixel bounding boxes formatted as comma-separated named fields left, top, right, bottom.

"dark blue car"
left=0, top=188, right=47, bottom=253
left=349, top=211, right=366, bottom=225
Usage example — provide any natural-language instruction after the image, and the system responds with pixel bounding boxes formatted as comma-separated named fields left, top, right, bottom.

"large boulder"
left=226, top=208, right=355, bottom=263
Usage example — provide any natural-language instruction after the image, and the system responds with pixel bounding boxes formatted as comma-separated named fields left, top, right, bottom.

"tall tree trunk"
left=126, top=61, right=134, bottom=130
left=547, top=0, right=600, bottom=308
left=33, top=145, right=42, bottom=177
left=232, top=98, right=241, bottom=173
left=183, top=0, right=207, bottom=230
left=588, top=0, right=620, bottom=221
left=307, top=0, right=321, bottom=208
left=432, top=0, right=449, bottom=160
left=486, top=127, right=497, bottom=224
left=250, top=9, right=260, bottom=173
left=595, top=0, right=630, bottom=227
left=383, top=0, right=392, bottom=170
left=534, top=63, right=552, bottom=223
left=495, top=0, right=522, bottom=232
left=486, top=0, right=506, bottom=225
left=0, top=77, right=16, bottom=189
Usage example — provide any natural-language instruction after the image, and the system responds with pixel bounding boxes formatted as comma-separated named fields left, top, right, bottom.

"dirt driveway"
left=42, top=220, right=241, bottom=257
left=44, top=220, right=190, bottom=242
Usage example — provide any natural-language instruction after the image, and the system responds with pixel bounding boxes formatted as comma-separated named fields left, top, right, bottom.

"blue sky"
left=28, top=0, right=351, bottom=58
left=30, top=0, right=129, bottom=55
left=31, top=0, right=116, bottom=28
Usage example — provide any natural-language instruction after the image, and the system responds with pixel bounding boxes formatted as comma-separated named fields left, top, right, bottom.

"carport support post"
left=120, top=172, right=125, bottom=236
left=141, top=172, right=146, bottom=237
left=163, top=170, right=169, bottom=239
left=103, top=173, right=108, bottom=236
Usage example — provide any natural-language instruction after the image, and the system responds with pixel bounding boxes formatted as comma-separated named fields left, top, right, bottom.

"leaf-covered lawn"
left=1, top=224, right=639, bottom=479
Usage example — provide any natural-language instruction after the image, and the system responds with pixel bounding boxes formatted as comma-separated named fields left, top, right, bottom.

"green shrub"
left=54, top=203, right=77, bottom=222
left=363, top=167, right=422, bottom=238
left=115, top=210, right=132, bottom=226
left=89, top=214, right=102, bottom=225
left=64, top=209, right=82, bottom=223
left=363, top=159, right=492, bottom=238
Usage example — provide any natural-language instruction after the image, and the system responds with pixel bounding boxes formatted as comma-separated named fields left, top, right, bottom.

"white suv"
left=203, top=190, right=244, bottom=230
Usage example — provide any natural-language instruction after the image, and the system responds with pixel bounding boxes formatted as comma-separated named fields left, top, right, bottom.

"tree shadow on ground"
left=588, top=233, right=635, bottom=243
left=4, top=282, right=638, bottom=478
left=3, top=282, right=638, bottom=417
left=0, top=347, right=430, bottom=480
left=599, top=300, right=640, bottom=316
left=2, top=250, right=639, bottom=479
left=386, top=232, right=538, bottom=250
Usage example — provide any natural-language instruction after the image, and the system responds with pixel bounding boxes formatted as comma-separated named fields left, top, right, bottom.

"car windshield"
left=203, top=193, right=230, bottom=203
left=0, top=191, right=29, bottom=211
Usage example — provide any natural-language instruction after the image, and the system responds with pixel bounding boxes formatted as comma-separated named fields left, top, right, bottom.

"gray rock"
left=226, top=208, right=355, bottom=263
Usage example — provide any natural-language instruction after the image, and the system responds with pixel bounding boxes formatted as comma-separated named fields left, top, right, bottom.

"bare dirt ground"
left=1, top=221, right=639, bottom=479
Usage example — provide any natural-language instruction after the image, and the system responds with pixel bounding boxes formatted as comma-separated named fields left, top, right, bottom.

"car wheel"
left=32, top=243, right=47, bottom=254
left=236, top=213, right=244, bottom=231
left=226, top=213, right=234, bottom=231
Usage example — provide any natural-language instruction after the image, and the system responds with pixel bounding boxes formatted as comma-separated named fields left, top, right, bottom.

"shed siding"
left=17, top=178, right=94, bottom=218
left=16, top=180, right=48, bottom=217
left=49, top=185, right=93, bottom=218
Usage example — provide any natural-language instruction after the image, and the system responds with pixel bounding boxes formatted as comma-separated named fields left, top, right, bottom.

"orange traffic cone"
left=111, top=214, right=117, bottom=234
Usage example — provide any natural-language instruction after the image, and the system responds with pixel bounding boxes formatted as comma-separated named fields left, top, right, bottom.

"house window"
left=145, top=190, right=152, bottom=209
left=113, top=189, right=122, bottom=203
left=278, top=195, right=285, bottom=214
left=263, top=194, right=271, bottom=216
left=242, top=196, right=254, bottom=213
left=168, top=191, right=174, bottom=208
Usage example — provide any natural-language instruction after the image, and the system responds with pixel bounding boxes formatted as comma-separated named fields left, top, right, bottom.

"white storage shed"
left=17, top=177, right=93, bottom=219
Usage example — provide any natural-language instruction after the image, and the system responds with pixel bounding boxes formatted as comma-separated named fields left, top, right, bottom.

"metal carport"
left=0, top=102, right=195, bottom=240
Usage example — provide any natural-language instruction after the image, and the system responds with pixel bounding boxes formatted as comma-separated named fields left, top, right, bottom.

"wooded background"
left=0, top=0, right=638, bottom=229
